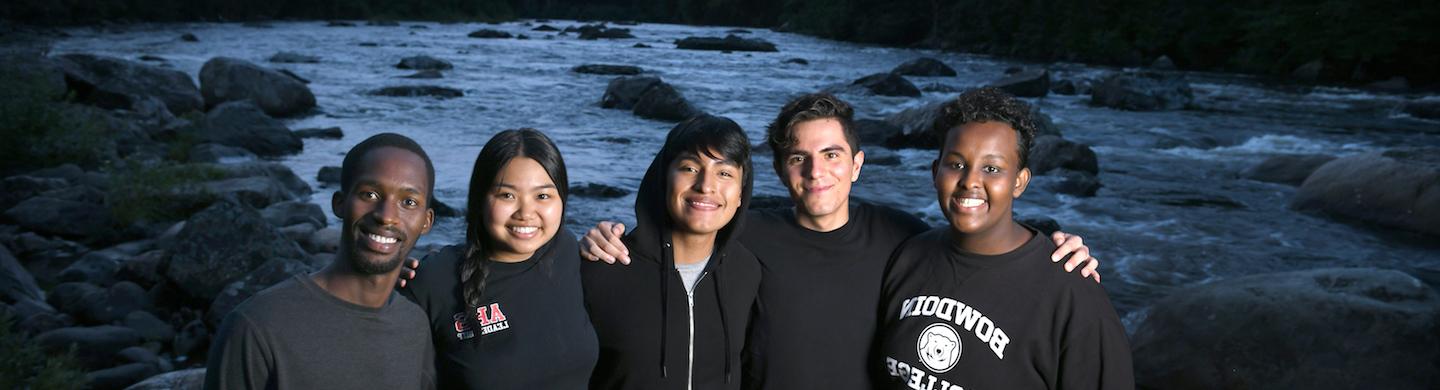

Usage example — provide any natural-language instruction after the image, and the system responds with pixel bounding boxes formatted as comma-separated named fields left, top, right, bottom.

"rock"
left=883, top=101, right=948, bottom=149
left=180, top=33, right=198, bottom=42
left=632, top=43, right=651, bottom=48
left=212, top=162, right=312, bottom=197
left=782, top=58, right=809, bottom=65
left=1131, top=268, right=1440, bottom=389
left=401, top=70, right=444, bottom=79
left=36, top=325, right=142, bottom=369
left=85, top=281, right=151, bottom=324
left=1292, top=60, right=1323, bottom=81
left=192, top=101, right=302, bottom=157
left=53, top=53, right=203, bottom=115
left=1403, top=100, right=1440, bottom=120
left=1028, top=136, right=1099, bottom=175
left=123, top=310, right=174, bottom=343
left=633, top=83, right=701, bottom=122
left=58, top=251, right=123, bottom=287
left=1034, top=169, right=1102, bottom=197
left=573, top=64, right=643, bottom=75
left=20, top=310, right=70, bottom=335
left=572, top=183, right=630, bottom=198
left=920, top=83, right=961, bottom=93
left=989, top=69, right=1050, bottom=98
left=3, top=196, right=114, bottom=239
left=396, top=55, right=453, bottom=71
left=293, top=126, right=343, bottom=139
left=1240, top=154, right=1337, bottom=186
left=467, top=29, right=513, bottom=38
left=207, top=258, right=311, bottom=326
left=891, top=58, right=956, bottom=77
left=1017, top=215, right=1061, bottom=236
left=1029, top=106, right=1063, bottom=138
left=307, top=227, right=341, bottom=254
left=863, top=149, right=902, bottom=166
left=1004, top=66, right=1023, bottom=74
left=84, top=363, right=160, bottom=390
left=49, top=282, right=105, bottom=321
left=851, top=73, right=921, bottom=97
left=187, top=143, right=257, bottom=164
left=1291, top=151, right=1440, bottom=236
left=172, top=320, right=208, bottom=360
left=853, top=119, right=902, bottom=147
left=117, top=346, right=158, bottom=365
left=1367, top=76, right=1409, bottom=92
left=1, top=245, right=44, bottom=303
left=0, top=174, right=71, bottom=211
left=279, top=223, right=317, bottom=243
left=358, top=42, right=379, bottom=47
left=675, top=34, right=777, bottom=52
left=126, top=368, right=206, bottom=390
left=749, top=195, right=795, bottom=212
left=1091, top=71, right=1194, bottom=111
left=1052, top=79, right=1086, bottom=95
left=118, top=250, right=165, bottom=287
left=1150, top=55, right=1176, bottom=70
left=187, top=162, right=311, bottom=209
left=370, top=85, right=463, bottom=98
left=199, top=56, right=317, bottom=117
left=137, top=55, right=165, bottom=63
left=11, top=233, right=88, bottom=286
left=267, top=51, right=319, bottom=64
left=261, top=200, right=326, bottom=229
left=432, top=198, right=463, bottom=218
left=317, top=166, right=341, bottom=185
left=601, top=76, right=662, bottom=110
left=577, top=25, right=634, bottom=40
left=532, top=24, right=559, bottom=31
left=165, top=200, right=309, bottom=301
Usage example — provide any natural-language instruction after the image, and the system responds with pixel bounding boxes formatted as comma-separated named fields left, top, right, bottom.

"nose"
left=371, top=196, right=400, bottom=226
left=804, top=157, right=822, bottom=179
left=960, top=166, right=982, bottom=190
left=693, top=169, right=718, bottom=194
left=514, top=196, right=536, bottom=220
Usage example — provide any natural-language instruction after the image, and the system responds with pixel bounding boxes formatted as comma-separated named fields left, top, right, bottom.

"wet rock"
left=854, top=119, right=902, bottom=146
left=165, top=200, right=309, bottom=301
left=0, top=174, right=71, bottom=211
left=54, top=53, right=203, bottom=115
left=467, top=29, right=512, bottom=38
left=1091, top=71, right=1193, bottom=111
left=892, top=58, right=956, bottom=77
left=401, top=70, right=444, bottom=79
left=172, top=319, right=208, bottom=360
left=325, top=20, right=355, bottom=27
left=20, top=310, right=70, bottom=335
left=1029, top=106, right=1063, bottom=138
left=49, top=282, right=104, bottom=321
left=1034, top=169, right=1101, bottom=197
left=601, top=76, right=663, bottom=110
left=307, top=227, right=341, bottom=254
left=1029, top=136, right=1099, bottom=175
left=117, top=250, right=165, bottom=287
left=577, top=24, right=634, bottom=40
left=883, top=101, right=947, bottom=149
left=396, top=55, right=452, bottom=71
left=1240, top=154, right=1337, bottom=186
left=87, top=362, right=160, bottom=390
left=532, top=24, right=559, bottom=32
left=3, top=196, right=114, bottom=239
left=1, top=245, right=44, bottom=303
left=279, top=223, right=317, bottom=243
left=191, top=101, right=302, bottom=157
left=1150, top=55, right=1176, bottom=70
left=261, top=200, right=326, bottom=230
left=317, top=166, right=341, bottom=184
left=127, top=368, right=206, bottom=390
left=633, top=83, right=701, bottom=122
left=187, top=143, right=257, bottom=164
left=864, top=149, right=902, bottom=166
left=180, top=33, right=198, bottom=42
left=370, top=85, right=463, bottom=98
left=58, top=251, right=123, bottom=286
left=267, top=51, right=319, bottom=64
left=675, top=34, right=777, bottom=52
left=782, top=58, right=809, bottom=65
left=1367, top=76, right=1409, bottom=92
left=1052, top=79, right=1087, bottom=95
left=199, top=56, right=316, bottom=117
left=123, top=310, right=174, bottom=343
left=573, top=64, right=643, bottom=75
left=1403, top=100, right=1440, bottom=120
left=36, top=325, right=142, bottom=369
left=207, top=258, right=311, bottom=326
left=358, top=42, right=379, bottom=47
left=851, top=73, right=921, bottom=97
left=1017, top=215, right=1061, bottom=236
left=432, top=198, right=463, bottom=218
left=572, top=183, right=630, bottom=198
left=920, top=83, right=961, bottom=93
left=1292, top=60, right=1323, bottom=81
left=1132, top=268, right=1440, bottom=389
left=989, top=69, right=1050, bottom=98
left=632, top=43, right=651, bottom=48
left=1291, top=151, right=1440, bottom=236
left=294, top=126, right=343, bottom=139
left=137, top=55, right=166, bottom=62
left=749, top=195, right=795, bottom=212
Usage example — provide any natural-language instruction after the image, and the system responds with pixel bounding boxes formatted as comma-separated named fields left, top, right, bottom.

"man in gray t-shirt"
left=205, top=134, right=438, bottom=390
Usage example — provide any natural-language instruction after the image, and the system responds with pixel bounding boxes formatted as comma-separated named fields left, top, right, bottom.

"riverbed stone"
left=990, top=68, right=1050, bottom=98
left=36, top=325, right=143, bottom=369
left=1, top=245, right=44, bottom=304
left=1240, top=154, right=1337, bottom=186
left=852, top=72, right=921, bottom=97
left=892, top=57, right=956, bottom=77
left=370, top=85, right=463, bottom=98
left=193, top=101, right=302, bottom=157
left=396, top=55, right=452, bottom=70
left=1029, top=136, right=1099, bottom=175
left=1291, top=150, right=1440, bottom=236
left=164, top=200, right=308, bottom=301
left=123, top=310, right=174, bottom=343
left=293, top=126, right=343, bottom=139
left=267, top=51, right=319, bottom=64
left=1091, top=71, right=1194, bottom=111
left=601, top=76, right=662, bottom=110
left=633, top=82, right=701, bottom=122
left=577, top=24, right=634, bottom=40
left=3, top=196, right=114, bottom=239
left=572, top=183, right=630, bottom=198
left=1132, top=268, right=1440, bottom=390
left=883, top=101, right=947, bottom=149
left=126, top=368, right=206, bottom=390
left=675, top=34, right=777, bottom=52
left=467, top=29, right=512, bottom=38
left=199, top=56, right=316, bottom=117
left=573, top=64, right=643, bottom=75
left=54, top=53, right=203, bottom=115
left=261, top=200, right=326, bottom=229
left=88, top=361, right=160, bottom=390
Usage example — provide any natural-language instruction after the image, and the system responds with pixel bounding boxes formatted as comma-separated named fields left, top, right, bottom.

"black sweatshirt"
left=400, top=230, right=598, bottom=390
left=876, top=225, right=1133, bottom=390
left=582, top=140, right=761, bottom=390
left=740, top=203, right=929, bottom=390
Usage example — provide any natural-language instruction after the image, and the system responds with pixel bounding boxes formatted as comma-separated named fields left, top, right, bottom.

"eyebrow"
left=356, top=179, right=424, bottom=195
left=494, top=182, right=558, bottom=190
left=790, top=144, right=848, bottom=155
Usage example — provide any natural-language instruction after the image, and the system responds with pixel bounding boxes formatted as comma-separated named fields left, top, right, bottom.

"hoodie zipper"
left=686, top=270, right=708, bottom=390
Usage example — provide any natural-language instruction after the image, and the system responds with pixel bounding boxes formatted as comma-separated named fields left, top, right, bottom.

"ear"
left=1013, top=167, right=1031, bottom=198
left=850, top=150, right=865, bottom=182
left=930, top=159, right=939, bottom=182
left=421, top=206, right=435, bottom=235
left=331, top=191, right=345, bottom=219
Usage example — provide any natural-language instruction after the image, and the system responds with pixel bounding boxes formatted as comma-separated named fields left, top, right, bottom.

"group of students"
left=203, top=87, right=1132, bottom=390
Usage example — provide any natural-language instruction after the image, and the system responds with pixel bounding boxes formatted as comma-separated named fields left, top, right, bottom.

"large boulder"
left=49, top=282, right=105, bottom=322
left=883, top=101, right=948, bottom=149
left=1291, top=150, right=1440, bottom=236
left=891, top=58, right=956, bottom=77
left=632, top=83, right=701, bottom=122
left=58, top=251, right=123, bottom=287
left=1132, top=268, right=1440, bottom=389
left=192, top=100, right=302, bottom=157
left=2, top=51, right=68, bottom=101
left=1031, top=169, right=1101, bottom=197
left=1240, top=154, right=1337, bottom=186
left=123, top=310, right=174, bottom=343
left=164, top=200, right=309, bottom=301
left=853, top=119, right=902, bottom=147
left=3, top=196, right=115, bottom=239
left=989, top=69, right=1050, bottom=98
left=53, top=53, right=203, bottom=115
left=1, top=245, right=44, bottom=303
left=577, top=24, right=635, bottom=40
left=199, top=57, right=316, bottom=117
left=89, top=362, right=161, bottom=390
left=675, top=34, right=778, bottom=52
left=126, top=368, right=206, bottom=390
left=211, top=162, right=313, bottom=200
left=1028, top=136, right=1099, bottom=175
left=852, top=73, right=921, bottom=97
left=467, top=29, right=512, bottom=38
left=261, top=200, right=326, bottom=229
left=1091, top=71, right=1193, bottom=111
left=35, top=325, right=143, bottom=369
left=369, top=85, right=464, bottom=98
left=396, top=55, right=453, bottom=71
left=601, top=76, right=663, bottom=110
left=573, top=64, right=643, bottom=75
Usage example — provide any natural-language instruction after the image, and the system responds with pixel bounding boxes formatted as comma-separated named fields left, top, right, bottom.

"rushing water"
left=50, top=20, right=1440, bottom=327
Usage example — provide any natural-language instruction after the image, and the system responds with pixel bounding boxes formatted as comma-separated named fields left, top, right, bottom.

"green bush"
left=0, top=64, right=113, bottom=176
left=0, top=314, right=88, bottom=390
left=106, top=161, right=227, bottom=226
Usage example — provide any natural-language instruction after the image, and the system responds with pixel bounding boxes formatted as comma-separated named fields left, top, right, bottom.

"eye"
left=680, top=165, right=699, bottom=173
left=537, top=193, right=552, bottom=200
left=719, top=170, right=735, bottom=178
left=496, top=192, right=516, bottom=200
left=402, top=198, right=419, bottom=208
left=788, top=155, right=804, bottom=165
left=359, top=191, right=379, bottom=200
left=983, top=166, right=1000, bottom=174
left=825, top=151, right=840, bottom=159
left=949, top=162, right=965, bottom=170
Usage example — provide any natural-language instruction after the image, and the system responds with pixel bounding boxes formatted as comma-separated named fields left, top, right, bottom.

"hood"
left=626, top=145, right=753, bottom=268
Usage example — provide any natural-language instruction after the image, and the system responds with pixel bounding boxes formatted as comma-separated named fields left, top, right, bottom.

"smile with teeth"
left=509, top=226, right=539, bottom=234
left=688, top=199, right=720, bottom=210
left=958, top=198, right=986, bottom=208
left=367, top=233, right=398, bottom=244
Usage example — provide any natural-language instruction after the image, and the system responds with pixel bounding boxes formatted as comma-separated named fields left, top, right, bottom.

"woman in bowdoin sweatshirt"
left=582, top=115, right=762, bottom=390
left=401, top=128, right=598, bottom=389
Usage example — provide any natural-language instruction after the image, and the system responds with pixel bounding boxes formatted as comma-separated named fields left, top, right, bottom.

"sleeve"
left=422, top=325, right=438, bottom=390
left=1057, top=286, right=1134, bottom=390
left=203, top=312, right=273, bottom=390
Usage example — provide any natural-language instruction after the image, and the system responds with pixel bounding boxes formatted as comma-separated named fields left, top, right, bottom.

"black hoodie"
left=582, top=142, right=761, bottom=390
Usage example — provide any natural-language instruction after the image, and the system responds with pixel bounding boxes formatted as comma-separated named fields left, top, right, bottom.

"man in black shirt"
left=205, top=133, right=437, bottom=390
left=581, top=93, right=1100, bottom=389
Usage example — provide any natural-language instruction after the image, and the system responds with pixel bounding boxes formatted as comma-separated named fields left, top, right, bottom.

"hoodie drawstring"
left=659, top=241, right=671, bottom=379
left=714, top=254, right=732, bottom=384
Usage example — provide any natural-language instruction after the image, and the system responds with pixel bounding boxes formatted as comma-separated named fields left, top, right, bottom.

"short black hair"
left=662, top=114, right=753, bottom=183
left=931, top=87, right=1037, bottom=169
left=339, top=132, right=436, bottom=206
left=765, top=93, right=859, bottom=173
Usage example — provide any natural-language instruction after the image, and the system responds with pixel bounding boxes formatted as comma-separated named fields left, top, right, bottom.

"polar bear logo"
left=917, top=323, right=961, bottom=373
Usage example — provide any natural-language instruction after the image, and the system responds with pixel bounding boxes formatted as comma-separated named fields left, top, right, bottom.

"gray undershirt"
left=675, top=256, right=710, bottom=294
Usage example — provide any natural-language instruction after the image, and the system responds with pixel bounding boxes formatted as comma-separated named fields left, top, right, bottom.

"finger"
left=587, top=239, right=617, bottom=264
left=1051, top=231, right=1069, bottom=247
left=605, top=223, right=631, bottom=264
left=397, top=278, right=407, bottom=288
left=1083, top=258, right=1101, bottom=283
left=1062, top=246, right=1092, bottom=271
left=1052, top=233, right=1085, bottom=262
left=407, top=258, right=420, bottom=270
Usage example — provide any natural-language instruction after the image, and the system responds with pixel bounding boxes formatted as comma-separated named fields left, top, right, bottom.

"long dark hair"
left=460, top=128, right=569, bottom=310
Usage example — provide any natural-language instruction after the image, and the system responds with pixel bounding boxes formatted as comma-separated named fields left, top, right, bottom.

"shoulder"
left=883, top=228, right=948, bottom=280
left=857, top=203, right=930, bottom=235
left=406, top=245, right=465, bottom=298
left=229, top=277, right=307, bottom=323
left=387, top=291, right=432, bottom=325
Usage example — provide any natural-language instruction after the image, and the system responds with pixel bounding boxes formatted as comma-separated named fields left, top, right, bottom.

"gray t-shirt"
left=675, top=257, right=711, bottom=294
left=205, top=275, right=435, bottom=390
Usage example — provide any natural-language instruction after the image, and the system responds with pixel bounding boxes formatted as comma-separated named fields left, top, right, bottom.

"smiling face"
left=667, top=149, right=744, bottom=237
left=482, top=157, right=563, bottom=262
left=780, top=118, right=863, bottom=228
left=932, top=121, right=1030, bottom=239
left=332, top=146, right=435, bottom=275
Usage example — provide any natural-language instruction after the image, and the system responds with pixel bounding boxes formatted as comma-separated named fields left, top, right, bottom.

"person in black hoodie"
left=582, top=115, right=762, bottom=390
left=401, top=128, right=598, bottom=389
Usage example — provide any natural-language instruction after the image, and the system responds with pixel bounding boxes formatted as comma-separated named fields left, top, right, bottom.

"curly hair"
left=765, top=93, right=859, bottom=174
left=931, top=87, right=1037, bottom=169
